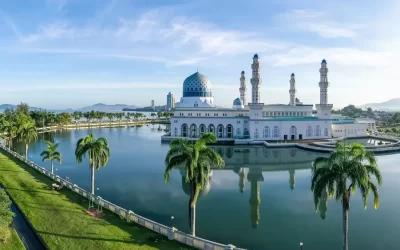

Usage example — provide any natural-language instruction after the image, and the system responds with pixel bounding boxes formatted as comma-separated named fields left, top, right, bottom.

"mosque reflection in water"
left=180, top=146, right=329, bottom=229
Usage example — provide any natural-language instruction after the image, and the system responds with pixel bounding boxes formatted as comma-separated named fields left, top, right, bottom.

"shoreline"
left=36, top=119, right=170, bottom=133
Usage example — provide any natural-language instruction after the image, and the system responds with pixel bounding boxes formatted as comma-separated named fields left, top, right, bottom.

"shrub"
left=0, top=189, right=14, bottom=242
left=0, top=227, right=11, bottom=242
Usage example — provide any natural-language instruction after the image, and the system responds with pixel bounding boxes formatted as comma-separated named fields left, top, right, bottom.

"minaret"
left=239, top=71, right=247, bottom=105
left=315, top=59, right=333, bottom=122
left=289, top=73, right=296, bottom=106
left=250, top=54, right=262, bottom=103
left=319, top=59, right=329, bottom=104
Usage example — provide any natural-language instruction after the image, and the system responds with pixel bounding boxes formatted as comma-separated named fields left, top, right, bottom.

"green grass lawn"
left=0, top=152, right=191, bottom=250
left=0, top=228, right=25, bottom=250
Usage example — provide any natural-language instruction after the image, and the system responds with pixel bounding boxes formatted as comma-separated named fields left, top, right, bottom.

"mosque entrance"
left=291, top=135, right=295, bottom=140
left=299, top=134, right=303, bottom=140
left=284, top=135, right=288, bottom=141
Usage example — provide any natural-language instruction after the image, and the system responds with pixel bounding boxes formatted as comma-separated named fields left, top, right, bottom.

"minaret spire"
left=289, top=73, right=296, bottom=106
left=250, top=54, right=262, bottom=103
left=319, top=59, right=329, bottom=104
left=239, top=71, right=247, bottom=105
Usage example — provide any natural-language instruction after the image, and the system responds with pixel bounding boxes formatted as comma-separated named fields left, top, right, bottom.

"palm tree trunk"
left=190, top=203, right=196, bottom=236
left=25, top=144, right=28, bottom=159
left=343, top=194, right=350, bottom=250
left=51, top=160, right=54, bottom=174
left=91, top=164, right=95, bottom=195
left=190, top=184, right=201, bottom=236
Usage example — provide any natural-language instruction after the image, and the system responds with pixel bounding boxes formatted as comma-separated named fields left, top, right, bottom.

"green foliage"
left=0, top=189, right=14, bottom=229
left=0, top=227, right=11, bottom=243
left=312, top=142, right=382, bottom=210
left=164, top=133, right=224, bottom=235
left=75, top=133, right=110, bottom=169
left=15, top=102, right=29, bottom=116
left=0, top=153, right=188, bottom=249
left=40, top=141, right=62, bottom=173
left=56, top=112, right=73, bottom=125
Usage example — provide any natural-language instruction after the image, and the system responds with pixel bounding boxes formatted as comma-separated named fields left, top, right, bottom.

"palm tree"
left=75, top=133, right=110, bottom=195
left=106, top=113, right=114, bottom=126
left=17, top=121, right=38, bottom=158
left=164, top=133, right=224, bottom=236
left=311, top=142, right=382, bottom=250
left=40, top=141, right=62, bottom=174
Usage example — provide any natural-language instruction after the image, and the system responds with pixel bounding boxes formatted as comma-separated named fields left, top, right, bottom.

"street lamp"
left=300, top=242, right=303, bottom=250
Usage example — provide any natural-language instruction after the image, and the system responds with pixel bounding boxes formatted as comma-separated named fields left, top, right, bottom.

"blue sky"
left=0, top=0, right=399, bottom=109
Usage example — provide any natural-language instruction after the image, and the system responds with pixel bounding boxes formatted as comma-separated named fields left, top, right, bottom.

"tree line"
left=1, top=103, right=173, bottom=128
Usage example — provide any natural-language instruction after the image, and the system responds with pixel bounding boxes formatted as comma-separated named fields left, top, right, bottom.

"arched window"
left=226, top=124, right=233, bottom=138
left=208, top=124, right=215, bottom=135
left=263, top=126, right=270, bottom=138
left=324, top=128, right=328, bottom=137
left=290, top=126, right=297, bottom=136
left=254, top=129, right=259, bottom=139
left=182, top=124, right=188, bottom=137
left=174, top=127, right=178, bottom=136
left=236, top=128, right=241, bottom=137
left=199, top=124, right=206, bottom=136
left=307, top=126, right=312, bottom=137
left=273, top=126, right=279, bottom=138
left=217, top=124, right=224, bottom=138
left=316, top=125, right=321, bottom=137
left=190, top=124, right=197, bottom=137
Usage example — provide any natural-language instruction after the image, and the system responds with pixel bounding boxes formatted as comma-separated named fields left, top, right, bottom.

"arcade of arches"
left=175, top=124, right=328, bottom=140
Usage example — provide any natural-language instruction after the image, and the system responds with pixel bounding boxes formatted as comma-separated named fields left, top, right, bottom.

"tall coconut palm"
left=40, top=141, right=62, bottom=174
left=164, top=133, right=224, bottom=236
left=311, top=142, right=382, bottom=250
left=75, top=133, right=110, bottom=195
left=17, top=121, right=38, bottom=158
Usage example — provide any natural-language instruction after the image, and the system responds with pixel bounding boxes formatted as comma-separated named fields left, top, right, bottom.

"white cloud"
left=276, top=9, right=361, bottom=38
left=271, top=46, right=397, bottom=67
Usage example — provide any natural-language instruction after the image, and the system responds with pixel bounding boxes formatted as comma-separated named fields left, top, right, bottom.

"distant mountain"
left=0, top=104, right=42, bottom=112
left=358, top=98, right=400, bottom=111
left=0, top=103, right=141, bottom=113
left=76, top=103, right=140, bottom=112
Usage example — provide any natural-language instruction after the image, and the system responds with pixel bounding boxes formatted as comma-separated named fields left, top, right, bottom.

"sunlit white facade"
left=168, top=54, right=334, bottom=141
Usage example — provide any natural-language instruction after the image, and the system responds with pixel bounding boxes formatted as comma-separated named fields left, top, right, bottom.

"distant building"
left=167, top=92, right=176, bottom=110
left=151, top=100, right=155, bottom=110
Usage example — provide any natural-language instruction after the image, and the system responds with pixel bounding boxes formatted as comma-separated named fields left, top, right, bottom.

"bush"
left=0, top=189, right=14, bottom=242
left=0, top=227, right=11, bottom=242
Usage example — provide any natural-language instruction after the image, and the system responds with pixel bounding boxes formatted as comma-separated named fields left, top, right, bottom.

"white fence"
left=0, top=144, right=244, bottom=250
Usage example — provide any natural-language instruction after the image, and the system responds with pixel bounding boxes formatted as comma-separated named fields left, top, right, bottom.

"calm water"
left=11, top=125, right=400, bottom=250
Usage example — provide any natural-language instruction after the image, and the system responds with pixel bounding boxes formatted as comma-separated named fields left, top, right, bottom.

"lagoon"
left=10, top=125, right=400, bottom=250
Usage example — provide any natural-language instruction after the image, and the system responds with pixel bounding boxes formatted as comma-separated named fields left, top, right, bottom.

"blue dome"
left=233, top=97, right=243, bottom=106
left=182, top=72, right=212, bottom=98
left=322, top=59, right=327, bottom=63
left=291, top=73, right=295, bottom=77
left=253, top=54, right=258, bottom=59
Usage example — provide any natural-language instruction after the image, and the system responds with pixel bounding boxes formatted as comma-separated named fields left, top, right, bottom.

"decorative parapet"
left=0, top=144, right=245, bottom=250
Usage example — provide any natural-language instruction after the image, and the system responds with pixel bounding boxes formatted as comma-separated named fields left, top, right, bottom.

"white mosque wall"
left=248, top=119, right=332, bottom=141
left=332, top=123, right=368, bottom=138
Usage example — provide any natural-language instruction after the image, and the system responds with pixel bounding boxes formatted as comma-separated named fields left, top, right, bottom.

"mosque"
left=168, top=54, right=334, bottom=141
